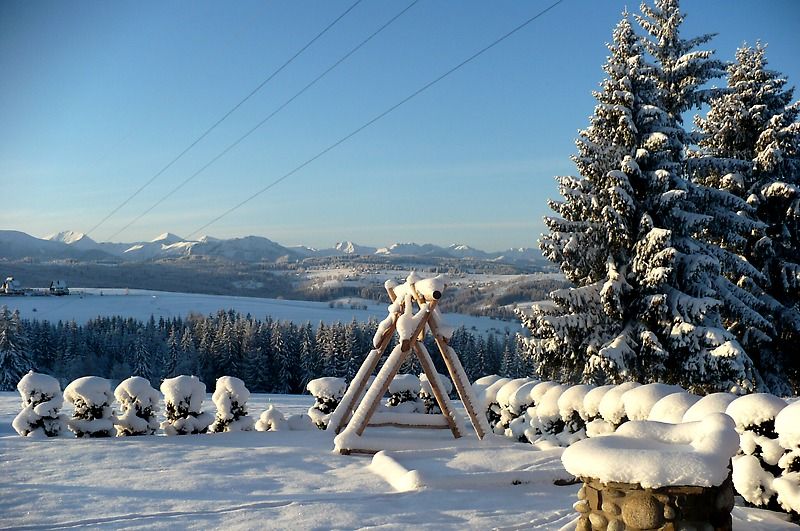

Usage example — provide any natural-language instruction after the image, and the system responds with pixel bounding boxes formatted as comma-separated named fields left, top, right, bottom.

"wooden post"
left=329, top=313, right=399, bottom=434
left=413, top=341, right=462, bottom=438
left=427, top=314, right=488, bottom=439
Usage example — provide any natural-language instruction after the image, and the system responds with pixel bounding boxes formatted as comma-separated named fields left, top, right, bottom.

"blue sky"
left=1, top=1, right=798, bottom=251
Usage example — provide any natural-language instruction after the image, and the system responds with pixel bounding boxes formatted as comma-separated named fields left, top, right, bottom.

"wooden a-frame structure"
left=330, top=273, right=489, bottom=454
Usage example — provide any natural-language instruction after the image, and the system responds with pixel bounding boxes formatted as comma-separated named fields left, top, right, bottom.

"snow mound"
left=496, top=378, right=531, bottom=410
left=255, top=404, right=287, bottom=431
left=621, top=383, right=684, bottom=421
left=725, top=393, right=786, bottom=432
left=682, top=392, right=737, bottom=422
left=287, top=413, right=315, bottom=431
left=647, top=392, right=701, bottom=424
left=562, top=413, right=739, bottom=488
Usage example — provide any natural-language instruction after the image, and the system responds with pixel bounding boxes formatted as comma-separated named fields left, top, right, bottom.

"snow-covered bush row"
left=13, top=371, right=67, bottom=437
left=307, top=377, right=346, bottom=429
left=13, top=373, right=336, bottom=438
left=114, top=376, right=160, bottom=436
left=473, top=375, right=800, bottom=520
left=64, top=376, right=116, bottom=438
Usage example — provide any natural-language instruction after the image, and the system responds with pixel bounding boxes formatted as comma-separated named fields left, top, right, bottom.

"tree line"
left=0, top=305, right=528, bottom=392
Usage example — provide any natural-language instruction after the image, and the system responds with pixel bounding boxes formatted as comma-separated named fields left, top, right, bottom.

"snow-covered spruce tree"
left=0, top=306, right=32, bottom=391
left=160, top=375, right=213, bottom=435
left=64, top=376, right=115, bottom=438
left=209, top=376, right=255, bottom=432
left=12, top=370, right=67, bottom=437
left=519, top=3, right=759, bottom=393
left=693, top=43, right=800, bottom=392
left=113, top=376, right=160, bottom=436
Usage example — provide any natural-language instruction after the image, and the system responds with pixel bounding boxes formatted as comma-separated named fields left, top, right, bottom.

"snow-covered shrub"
left=581, top=384, right=614, bottom=424
left=472, top=374, right=502, bottom=394
left=160, top=375, right=213, bottom=435
left=255, top=404, right=287, bottom=432
left=502, top=381, right=539, bottom=442
left=681, top=392, right=737, bottom=422
left=494, top=378, right=532, bottom=433
left=532, top=384, right=568, bottom=440
left=210, top=376, right=254, bottom=433
left=647, top=392, right=700, bottom=423
left=306, top=377, right=346, bottom=429
left=418, top=372, right=453, bottom=415
left=727, top=393, right=787, bottom=510
left=598, top=381, right=639, bottom=427
left=620, top=382, right=683, bottom=421
left=12, top=370, right=67, bottom=437
left=286, top=413, right=315, bottom=431
left=64, top=376, right=115, bottom=438
left=386, top=374, right=422, bottom=413
left=529, top=380, right=559, bottom=408
left=476, top=377, right=510, bottom=428
left=774, top=402, right=800, bottom=519
left=556, top=384, right=593, bottom=444
left=113, top=376, right=160, bottom=436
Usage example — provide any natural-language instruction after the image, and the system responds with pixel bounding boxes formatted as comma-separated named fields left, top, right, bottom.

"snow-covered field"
left=4, top=289, right=517, bottom=336
left=1, top=392, right=795, bottom=530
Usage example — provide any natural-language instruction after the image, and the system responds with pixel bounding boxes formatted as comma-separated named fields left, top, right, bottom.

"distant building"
left=50, top=280, right=69, bottom=296
left=2, top=276, right=23, bottom=295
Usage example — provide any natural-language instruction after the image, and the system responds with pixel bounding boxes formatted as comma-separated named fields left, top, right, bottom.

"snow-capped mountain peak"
left=150, top=232, right=185, bottom=245
left=334, top=241, right=376, bottom=255
left=46, top=230, right=95, bottom=246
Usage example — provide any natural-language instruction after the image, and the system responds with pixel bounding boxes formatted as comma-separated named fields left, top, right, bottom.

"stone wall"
left=573, top=474, right=734, bottom=531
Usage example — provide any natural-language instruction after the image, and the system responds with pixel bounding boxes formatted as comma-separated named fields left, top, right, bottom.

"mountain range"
left=0, top=230, right=545, bottom=266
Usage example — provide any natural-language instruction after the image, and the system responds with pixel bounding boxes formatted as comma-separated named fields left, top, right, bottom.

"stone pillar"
left=573, top=474, right=734, bottom=531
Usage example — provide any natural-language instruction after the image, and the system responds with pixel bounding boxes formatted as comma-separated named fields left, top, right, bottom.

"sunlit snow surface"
left=0, top=392, right=795, bottom=530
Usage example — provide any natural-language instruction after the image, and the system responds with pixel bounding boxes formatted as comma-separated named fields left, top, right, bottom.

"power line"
left=186, top=0, right=566, bottom=240
left=107, top=0, right=419, bottom=242
left=85, top=0, right=364, bottom=240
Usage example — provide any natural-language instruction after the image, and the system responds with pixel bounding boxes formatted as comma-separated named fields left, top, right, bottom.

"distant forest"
left=0, top=307, right=529, bottom=393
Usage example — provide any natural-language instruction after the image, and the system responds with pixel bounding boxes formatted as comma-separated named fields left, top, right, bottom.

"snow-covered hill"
left=8, top=288, right=517, bottom=336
